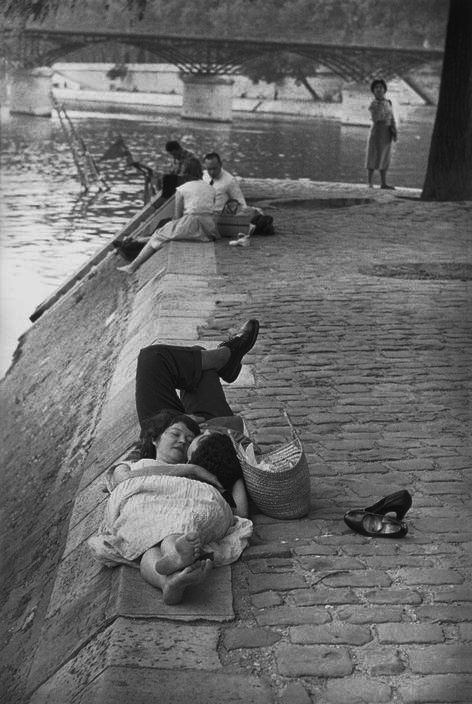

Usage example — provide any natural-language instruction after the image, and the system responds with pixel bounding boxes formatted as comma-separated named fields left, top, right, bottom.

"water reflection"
left=0, top=108, right=435, bottom=376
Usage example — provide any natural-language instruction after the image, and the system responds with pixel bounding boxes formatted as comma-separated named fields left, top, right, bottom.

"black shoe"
left=344, top=510, right=408, bottom=539
left=365, top=490, right=412, bottom=521
left=380, top=184, right=395, bottom=190
left=218, top=319, right=260, bottom=383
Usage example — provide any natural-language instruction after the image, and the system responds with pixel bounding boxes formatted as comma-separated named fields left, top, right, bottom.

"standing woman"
left=118, top=156, right=218, bottom=274
left=365, top=78, right=397, bottom=189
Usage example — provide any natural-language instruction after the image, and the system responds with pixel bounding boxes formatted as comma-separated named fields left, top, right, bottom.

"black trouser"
left=135, top=344, right=233, bottom=427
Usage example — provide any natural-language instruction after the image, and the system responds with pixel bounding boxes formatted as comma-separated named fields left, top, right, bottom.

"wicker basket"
left=215, top=198, right=252, bottom=238
left=235, top=414, right=311, bottom=519
left=216, top=213, right=252, bottom=238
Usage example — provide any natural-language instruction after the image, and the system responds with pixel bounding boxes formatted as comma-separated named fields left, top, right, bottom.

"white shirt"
left=203, top=168, right=247, bottom=212
left=175, top=180, right=216, bottom=216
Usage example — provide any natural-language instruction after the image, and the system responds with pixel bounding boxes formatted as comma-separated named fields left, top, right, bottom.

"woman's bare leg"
left=367, top=168, right=374, bottom=187
left=117, top=241, right=158, bottom=274
left=380, top=169, right=394, bottom=188
left=154, top=531, right=201, bottom=575
left=140, top=546, right=167, bottom=590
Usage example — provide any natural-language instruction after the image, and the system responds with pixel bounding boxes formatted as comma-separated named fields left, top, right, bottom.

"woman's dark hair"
left=182, top=156, right=203, bottom=180
left=165, top=140, right=181, bottom=153
left=139, top=410, right=200, bottom=459
left=370, top=78, right=387, bottom=94
left=189, top=432, right=242, bottom=491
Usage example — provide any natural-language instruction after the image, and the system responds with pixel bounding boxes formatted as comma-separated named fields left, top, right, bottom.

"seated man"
left=202, top=152, right=248, bottom=213
left=135, top=319, right=259, bottom=430
left=203, top=152, right=274, bottom=238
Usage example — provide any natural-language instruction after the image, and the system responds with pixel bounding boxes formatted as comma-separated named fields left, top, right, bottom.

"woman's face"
left=187, top=430, right=211, bottom=460
left=154, top=422, right=197, bottom=464
left=373, top=83, right=386, bottom=99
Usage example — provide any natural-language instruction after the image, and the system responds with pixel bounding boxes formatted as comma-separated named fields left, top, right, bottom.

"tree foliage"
left=244, top=53, right=323, bottom=101
left=2, top=0, right=449, bottom=91
left=3, top=0, right=448, bottom=48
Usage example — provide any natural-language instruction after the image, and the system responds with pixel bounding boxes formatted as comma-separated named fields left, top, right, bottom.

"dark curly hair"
left=189, top=432, right=242, bottom=491
left=165, top=140, right=181, bottom=153
left=182, top=156, right=203, bottom=180
left=370, top=78, right=387, bottom=93
left=139, top=409, right=200, bottom=459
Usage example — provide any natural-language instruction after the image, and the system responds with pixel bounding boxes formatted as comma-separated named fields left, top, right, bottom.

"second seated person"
left=117, top=157, right=218, bottom=274
left=203, top=152, right=248, bottom=213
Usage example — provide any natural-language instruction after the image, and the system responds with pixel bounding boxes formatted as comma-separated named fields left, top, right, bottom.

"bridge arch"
left=7, top=27, right=443, bottom=83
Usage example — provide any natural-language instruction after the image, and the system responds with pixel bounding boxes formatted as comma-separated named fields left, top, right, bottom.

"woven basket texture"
left=216, top=214, right=252, bottom=238
left=236, top=435, right=311, bottom=519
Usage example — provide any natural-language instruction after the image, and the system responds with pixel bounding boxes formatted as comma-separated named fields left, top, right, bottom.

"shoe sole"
left=220, top=320, right=260, bottom=383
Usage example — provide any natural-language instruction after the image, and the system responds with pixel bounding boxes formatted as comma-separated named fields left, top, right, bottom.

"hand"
left=185, top=464, right=223, bottom=490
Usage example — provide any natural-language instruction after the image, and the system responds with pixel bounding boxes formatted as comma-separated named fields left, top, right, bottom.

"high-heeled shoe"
left=344, top=510, right=408, bottom=539
left=364, top=490, right=412, bottom=521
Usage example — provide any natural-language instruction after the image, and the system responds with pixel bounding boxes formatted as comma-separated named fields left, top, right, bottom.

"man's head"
left=165, top=140, right=182, bottom=156
left=204, top=152, right=223, bottom=180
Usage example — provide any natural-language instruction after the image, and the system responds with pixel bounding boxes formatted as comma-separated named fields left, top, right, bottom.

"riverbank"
left=1, top=179, right=471, bottom=703
left=53, top=86, right=344, bottom=121
left=0, top=110, right=437, bottom=380
left=51, top=62, right=438, bottom=124
left=53, top=86, right=434, bottom=125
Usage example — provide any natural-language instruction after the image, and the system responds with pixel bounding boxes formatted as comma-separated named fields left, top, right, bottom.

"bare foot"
left=163, top=559, right=213, bottom=605
left=155, top=531, right=201, bottom=575
left=116, top=264, right=135, bottom=274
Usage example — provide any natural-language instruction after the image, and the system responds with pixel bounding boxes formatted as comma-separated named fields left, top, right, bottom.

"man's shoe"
left=218, top=319, right=260, bottom=383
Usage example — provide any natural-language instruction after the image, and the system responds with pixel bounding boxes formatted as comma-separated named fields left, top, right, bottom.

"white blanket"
left=88, top=472, right=253, bottom=568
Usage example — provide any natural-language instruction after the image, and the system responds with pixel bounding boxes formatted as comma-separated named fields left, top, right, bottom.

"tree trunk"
left=421, top=0, right=472, bottom=201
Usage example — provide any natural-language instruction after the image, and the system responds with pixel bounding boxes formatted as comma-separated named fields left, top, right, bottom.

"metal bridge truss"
left=2, top=27, right=443, bottom=82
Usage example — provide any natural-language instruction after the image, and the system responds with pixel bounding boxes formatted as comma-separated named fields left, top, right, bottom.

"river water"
left=0, top=107, right=435, bottom=376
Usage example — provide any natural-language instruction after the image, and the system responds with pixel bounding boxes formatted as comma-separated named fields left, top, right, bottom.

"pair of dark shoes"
left=218, top=319, right=260, bottom=383
left=344, top=490, right=412, bottom=539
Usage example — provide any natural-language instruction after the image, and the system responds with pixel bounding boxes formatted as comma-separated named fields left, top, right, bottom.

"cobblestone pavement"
left=198, top=181, right=472, bottom=704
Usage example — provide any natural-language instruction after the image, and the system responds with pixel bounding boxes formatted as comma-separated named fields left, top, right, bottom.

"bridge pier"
left=9, top=67, right=53, bottom=117
left=181, top=74, right=234, bottom=122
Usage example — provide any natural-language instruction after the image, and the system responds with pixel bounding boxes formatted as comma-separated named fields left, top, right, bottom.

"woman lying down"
left=88, top=411, right=253, bottom=605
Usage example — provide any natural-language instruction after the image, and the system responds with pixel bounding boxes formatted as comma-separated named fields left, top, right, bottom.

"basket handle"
left=282, top=408, right=300, bottom=442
